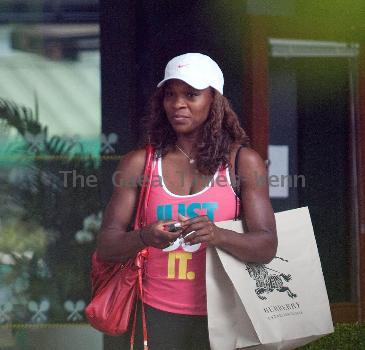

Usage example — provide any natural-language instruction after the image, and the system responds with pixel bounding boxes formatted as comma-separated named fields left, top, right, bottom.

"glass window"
left=0, top=2, right=103, bottom=349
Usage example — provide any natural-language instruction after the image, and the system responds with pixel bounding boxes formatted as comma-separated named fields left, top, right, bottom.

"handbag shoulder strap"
left=133, top=144, right=154, bottom=230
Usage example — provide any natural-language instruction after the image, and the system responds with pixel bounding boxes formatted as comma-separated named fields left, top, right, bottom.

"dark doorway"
left=269, top=56, right=355, bottom=303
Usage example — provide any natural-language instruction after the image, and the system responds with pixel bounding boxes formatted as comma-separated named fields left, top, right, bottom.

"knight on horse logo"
left=246, top=257, right=297, bottom=300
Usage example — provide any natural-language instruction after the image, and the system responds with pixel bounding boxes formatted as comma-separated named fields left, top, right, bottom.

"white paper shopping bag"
left=206, top=207, right=334, bottom=350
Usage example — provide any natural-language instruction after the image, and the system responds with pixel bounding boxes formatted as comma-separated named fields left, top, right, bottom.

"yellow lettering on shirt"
left=167, top=252, right=195, bottom=280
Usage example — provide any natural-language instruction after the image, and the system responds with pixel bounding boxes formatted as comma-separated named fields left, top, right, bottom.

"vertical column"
left=357, top=45, right=365, bottom=322
left=99, top=0, right=137, bottom=206
left=242, top=15, right=270, bottom=160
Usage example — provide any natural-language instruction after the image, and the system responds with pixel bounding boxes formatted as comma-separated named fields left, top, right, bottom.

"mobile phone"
left=164, top=222, right=182, bottom=232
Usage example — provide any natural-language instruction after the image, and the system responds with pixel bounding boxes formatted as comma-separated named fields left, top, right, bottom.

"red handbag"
left=85, top=145, right=154, bottom=348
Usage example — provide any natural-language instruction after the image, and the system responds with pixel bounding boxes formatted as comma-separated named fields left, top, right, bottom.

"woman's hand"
left=179, top=214, right=222, bottom=246
left=140, top=220, right=182, bottom=249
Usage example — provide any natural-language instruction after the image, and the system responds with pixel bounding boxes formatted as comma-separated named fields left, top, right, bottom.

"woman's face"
left=163, top=79, right=213, bottom=137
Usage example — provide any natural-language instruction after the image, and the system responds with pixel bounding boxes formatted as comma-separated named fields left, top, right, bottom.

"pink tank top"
left=143, top=155, right=239, bottom=315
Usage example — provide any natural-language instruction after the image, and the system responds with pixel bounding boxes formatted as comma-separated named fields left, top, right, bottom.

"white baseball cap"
left=157, top=53, right=224, bottom=95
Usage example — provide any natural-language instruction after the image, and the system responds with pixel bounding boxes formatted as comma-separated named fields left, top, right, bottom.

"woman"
left=97, top=53, right=277, bottom=350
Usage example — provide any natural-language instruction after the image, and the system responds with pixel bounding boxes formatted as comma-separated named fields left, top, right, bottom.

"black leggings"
left=105, top=303, right=211, bottom=350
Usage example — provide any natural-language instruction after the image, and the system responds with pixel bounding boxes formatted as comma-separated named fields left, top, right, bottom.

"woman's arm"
left=97, top=149, right=181, bottom=263
left=96, top=149, right=147, bottom=262
left=181, top=147, right=277, bottom=264
left=214, top=147, right=277, bottom=263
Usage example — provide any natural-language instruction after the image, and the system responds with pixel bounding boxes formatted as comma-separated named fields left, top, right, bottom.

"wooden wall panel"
left=243, top=16, right=269, bottom=161
left=331, top=303, right=358, bottom=323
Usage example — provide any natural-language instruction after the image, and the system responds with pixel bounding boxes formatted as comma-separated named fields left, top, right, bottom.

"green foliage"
left=0, top=96, right=45, bottom=137
left=0, top=219, right=48, bottom=255
left=300, top=323, right=365, bottom=349
left=0, top=96, right=101, bottom=323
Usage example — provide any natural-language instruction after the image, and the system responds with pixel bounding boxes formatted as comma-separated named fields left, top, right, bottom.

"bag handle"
left=234, top=145, right=245, bottom=220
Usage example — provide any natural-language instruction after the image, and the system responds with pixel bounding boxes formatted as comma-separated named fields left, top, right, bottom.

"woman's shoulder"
left=123, top=147, right=146, bottom=162
left=116, top=147, right=147, bottom=177
left=229, top=144, right=266, bottom=175
left=229, top=144, right=260, bottom=164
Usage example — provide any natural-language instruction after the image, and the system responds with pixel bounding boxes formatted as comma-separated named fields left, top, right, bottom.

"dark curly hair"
left=142, top=86, right=250, bottom=175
